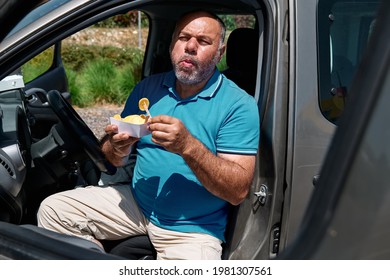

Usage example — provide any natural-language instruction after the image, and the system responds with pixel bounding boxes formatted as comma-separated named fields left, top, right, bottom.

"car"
left=0, top=0, right=387, bottom=260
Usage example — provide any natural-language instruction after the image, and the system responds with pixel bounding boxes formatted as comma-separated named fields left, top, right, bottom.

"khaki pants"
left=37, top=185, right=222, bottom=260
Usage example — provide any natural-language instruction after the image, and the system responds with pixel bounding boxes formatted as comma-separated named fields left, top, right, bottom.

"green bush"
left=61, top=44, right=143, bottom=71
left=219, top=14, right=256, bottom=30
left=116, top=64, right=138, bottom=103
left=81, top=58, right=117, bottom=103
left=68, top=56, right=141, bottom=107
left=61, top=45, right=96, bottom=71
left=66, top=68, right=94, bottom=106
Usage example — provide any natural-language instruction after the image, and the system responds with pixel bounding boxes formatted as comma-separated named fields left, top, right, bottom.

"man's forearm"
left=181, top=136, right=255, bottom=205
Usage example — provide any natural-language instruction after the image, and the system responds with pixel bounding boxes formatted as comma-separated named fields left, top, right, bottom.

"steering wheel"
left=46, top=90, right=116, bottom=175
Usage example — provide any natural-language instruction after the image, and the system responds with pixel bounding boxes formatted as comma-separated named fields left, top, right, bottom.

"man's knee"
left=37, top=193, right=66, bottom=228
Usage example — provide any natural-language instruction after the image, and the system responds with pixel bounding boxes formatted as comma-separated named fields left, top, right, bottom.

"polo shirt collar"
left=163, top=68, right=223, bottom=100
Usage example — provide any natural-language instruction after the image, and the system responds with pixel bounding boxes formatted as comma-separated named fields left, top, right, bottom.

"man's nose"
left=185, top=38, right=198, bottom=54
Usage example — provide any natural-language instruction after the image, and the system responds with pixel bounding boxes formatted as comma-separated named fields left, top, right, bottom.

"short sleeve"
left=216, top=95, right=259, bottom=155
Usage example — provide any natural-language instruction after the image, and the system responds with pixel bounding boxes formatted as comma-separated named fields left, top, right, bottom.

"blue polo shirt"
left=121, top=69, right=259, bottom=241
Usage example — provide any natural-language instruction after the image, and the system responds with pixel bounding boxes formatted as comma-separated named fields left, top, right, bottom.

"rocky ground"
left=64, top=27, right=148, bottom=48
left=74, top=104, right=123, bottom=140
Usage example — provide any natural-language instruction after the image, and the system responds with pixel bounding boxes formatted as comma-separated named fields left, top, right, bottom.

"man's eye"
left=199, top=39, right=210, bottom=46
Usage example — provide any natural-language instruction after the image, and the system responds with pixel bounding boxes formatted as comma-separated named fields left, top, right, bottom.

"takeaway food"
left=109, top=98, right=151, bottom=137
left=113, top=114, right=148, bottom=124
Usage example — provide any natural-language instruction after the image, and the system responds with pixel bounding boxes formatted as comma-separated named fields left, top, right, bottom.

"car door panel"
left=24, top=43, right=69, bottom=139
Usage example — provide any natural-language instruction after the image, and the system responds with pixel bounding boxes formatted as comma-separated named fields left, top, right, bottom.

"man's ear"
left=218, top=44, right=226, bottom=62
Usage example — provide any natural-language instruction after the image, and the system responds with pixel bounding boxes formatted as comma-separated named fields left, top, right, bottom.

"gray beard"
left=172, top=54, right=220, bottom=85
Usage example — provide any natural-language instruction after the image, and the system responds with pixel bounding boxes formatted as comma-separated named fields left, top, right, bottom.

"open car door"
left=280, top=0, right=390, bottom=259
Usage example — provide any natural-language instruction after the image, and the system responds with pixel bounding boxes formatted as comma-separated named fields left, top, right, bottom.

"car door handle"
left=25, top=88, right=49, bottom=106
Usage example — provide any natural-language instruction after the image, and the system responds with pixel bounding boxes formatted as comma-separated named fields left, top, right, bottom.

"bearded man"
left=37, top=10, right=260, bottom=260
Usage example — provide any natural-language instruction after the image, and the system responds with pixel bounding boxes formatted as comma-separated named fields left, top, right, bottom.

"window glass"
left=21, top=11, right=148, bottom=107
left=318, top=0, right=381, bottom=124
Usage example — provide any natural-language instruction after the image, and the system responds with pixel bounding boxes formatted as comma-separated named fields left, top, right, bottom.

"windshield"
left=6, top=0, right=73, bottom=38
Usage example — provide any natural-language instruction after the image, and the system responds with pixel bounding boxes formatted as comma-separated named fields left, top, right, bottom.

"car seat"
left=222, top=27, right=259, bottom=96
